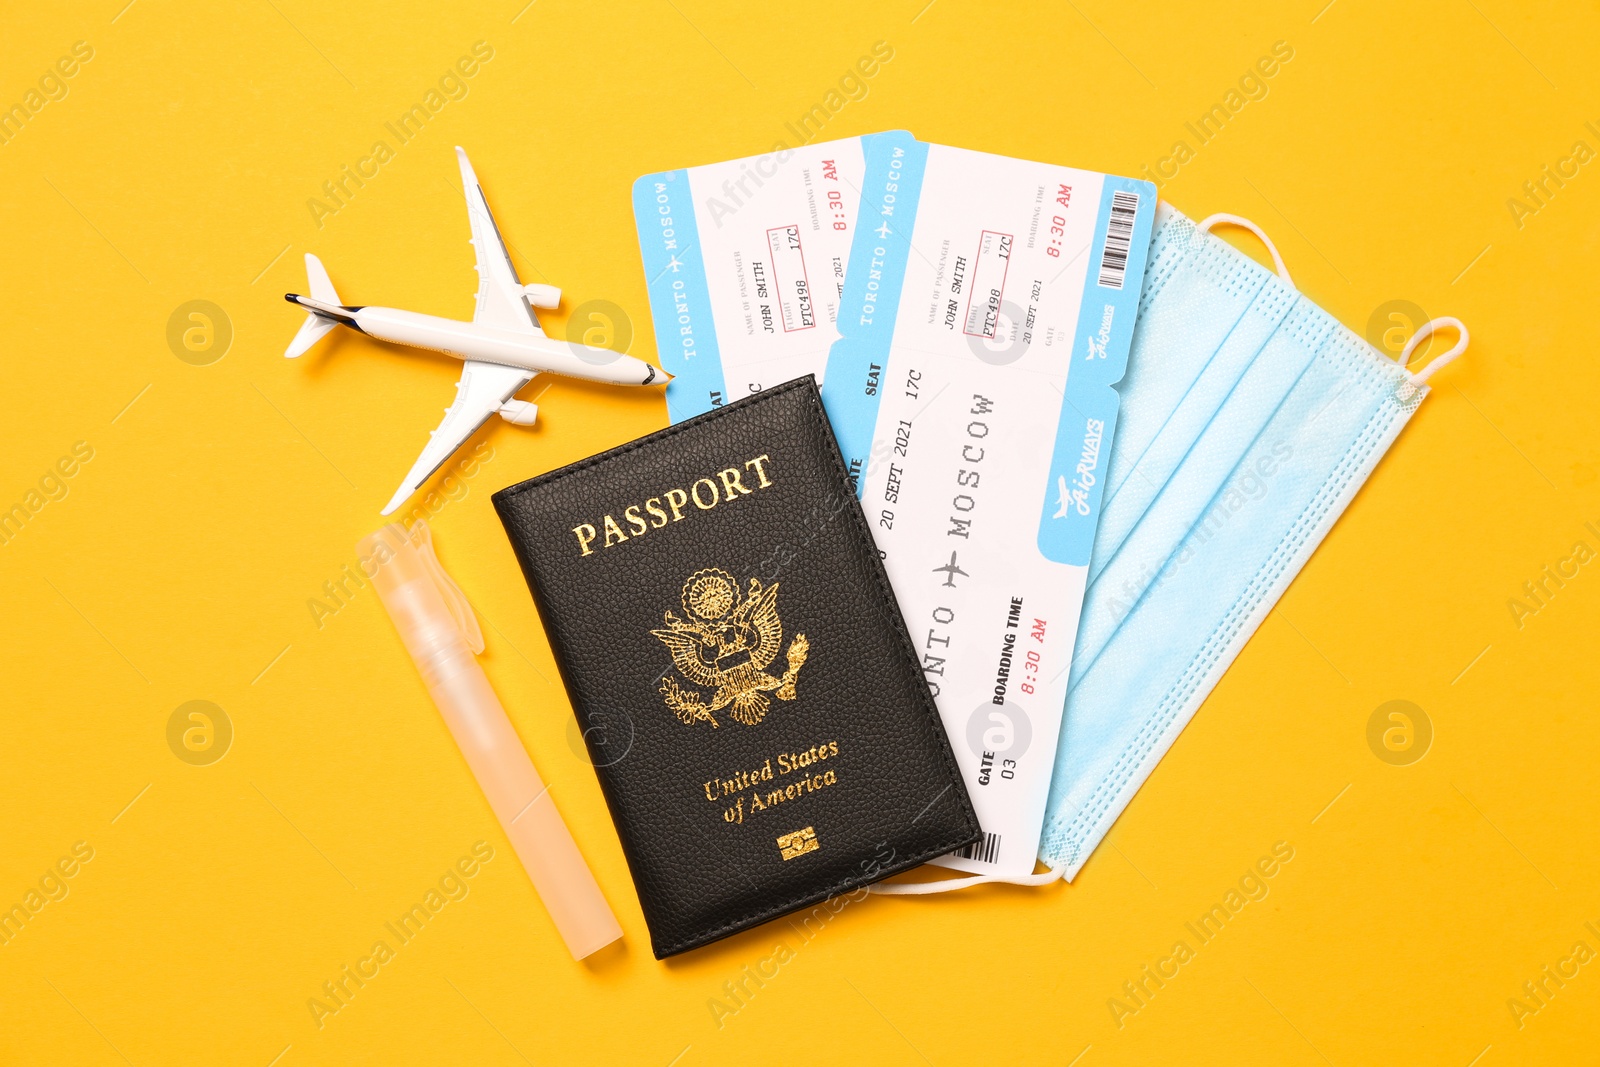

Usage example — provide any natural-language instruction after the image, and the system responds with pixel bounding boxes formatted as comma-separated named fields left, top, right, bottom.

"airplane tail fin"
left=284, top=254, right=343, bottom=358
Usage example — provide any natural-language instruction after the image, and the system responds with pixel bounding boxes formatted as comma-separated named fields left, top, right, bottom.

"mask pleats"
left=1092, top=275, right=1298, bottom=582
left=1040, top=204, right=1434, bottom=880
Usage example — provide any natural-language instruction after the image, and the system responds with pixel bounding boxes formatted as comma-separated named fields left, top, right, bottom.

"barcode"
left=1096, top=190, right=1140, bottom=289
left=954, top=831, right=1002, bottom=865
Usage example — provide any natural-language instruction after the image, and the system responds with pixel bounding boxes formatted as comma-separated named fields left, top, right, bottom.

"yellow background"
left=3, top=1, right=1596, bottom=1063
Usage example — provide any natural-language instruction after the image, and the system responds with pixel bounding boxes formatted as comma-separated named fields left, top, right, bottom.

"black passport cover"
left=492, top=377, right=980, bottom=957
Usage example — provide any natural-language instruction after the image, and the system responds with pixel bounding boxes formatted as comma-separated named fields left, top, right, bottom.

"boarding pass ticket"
left=635, top=136, right=892, bottom=422
left=821, top=133, right=1156, bottom=876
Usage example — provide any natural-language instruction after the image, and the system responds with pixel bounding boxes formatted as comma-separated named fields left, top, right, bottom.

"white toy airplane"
left=284, top=146, right=669, bottom=515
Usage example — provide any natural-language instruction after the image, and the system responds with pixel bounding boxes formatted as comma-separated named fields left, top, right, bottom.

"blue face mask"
left=1039, top=205, right=1466, bottom=879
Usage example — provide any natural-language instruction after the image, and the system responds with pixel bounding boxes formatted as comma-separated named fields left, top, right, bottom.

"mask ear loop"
left=1196, top=213, right=1294, bottom=288
left=869, top=863, right=1065, bottom=895
left=1398, top=317, right=1469, bottom=384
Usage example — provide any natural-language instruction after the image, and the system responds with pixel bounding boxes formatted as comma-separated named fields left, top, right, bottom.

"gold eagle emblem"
left=650, top=567, right=810, bottom=728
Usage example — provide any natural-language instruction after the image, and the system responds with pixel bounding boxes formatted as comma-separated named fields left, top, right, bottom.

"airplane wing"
left=381, top=359, right=532, bottom=515
left=457, top=146, right=543, bottom=334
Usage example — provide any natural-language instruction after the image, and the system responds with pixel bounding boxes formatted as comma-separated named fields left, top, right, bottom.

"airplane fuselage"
left=323, top=303, right=661, bottom=386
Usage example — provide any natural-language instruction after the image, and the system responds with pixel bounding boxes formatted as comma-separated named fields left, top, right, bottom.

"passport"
left=492, top=377, right=980, bottom=957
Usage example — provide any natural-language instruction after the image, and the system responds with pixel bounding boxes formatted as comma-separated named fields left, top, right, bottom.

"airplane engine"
left=521, top=284, right=561, bottom=308
left=498, top=400, right=539, bottom=426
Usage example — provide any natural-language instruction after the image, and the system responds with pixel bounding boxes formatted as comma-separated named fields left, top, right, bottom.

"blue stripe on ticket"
left=632, top=171, right=728, bottom=423
left=1035, top=176, right=1158, bottom=566
left=819, top=130, right=930, bottom=495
